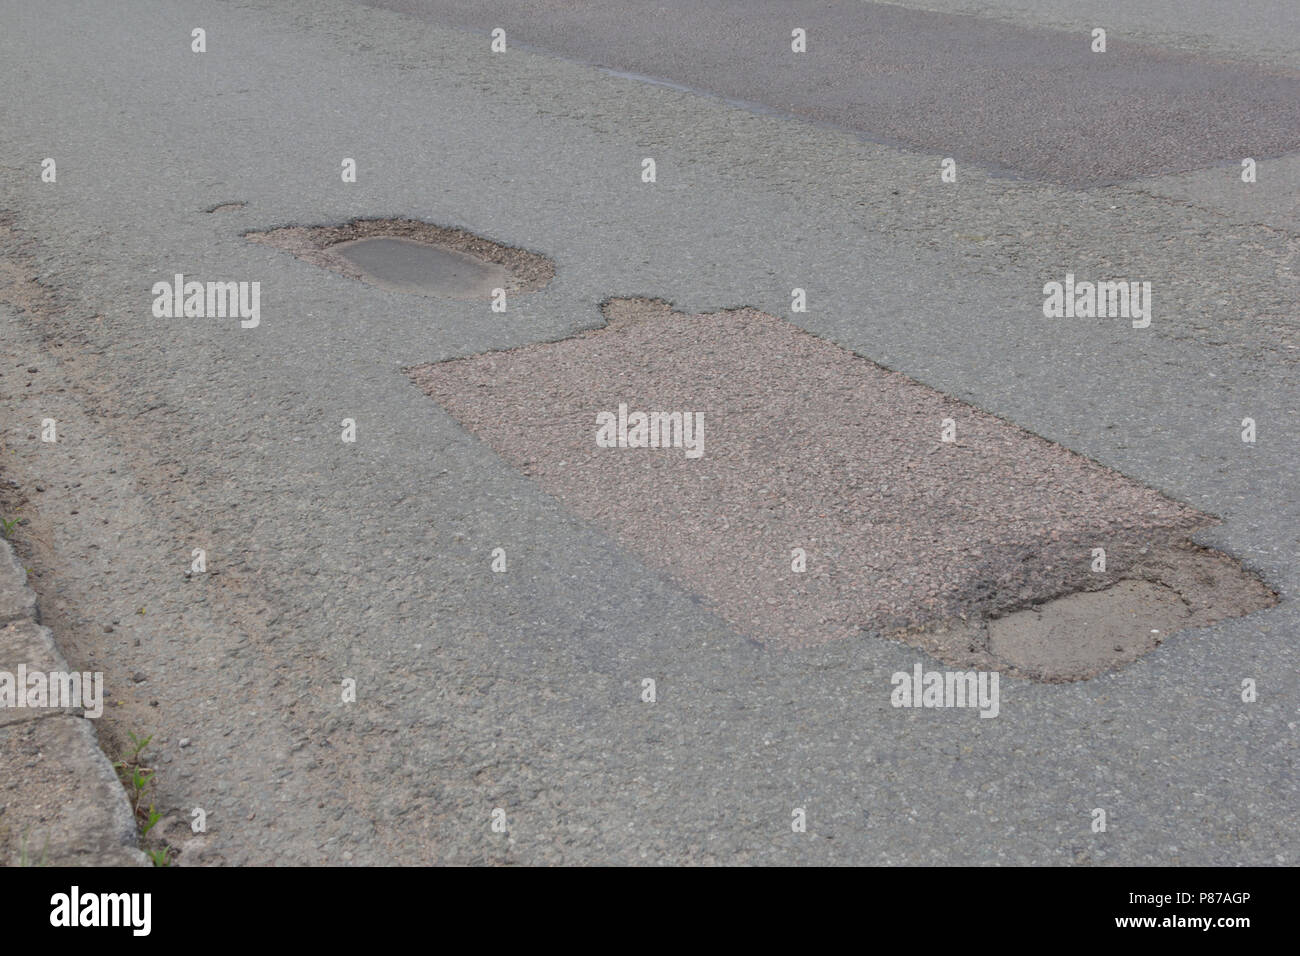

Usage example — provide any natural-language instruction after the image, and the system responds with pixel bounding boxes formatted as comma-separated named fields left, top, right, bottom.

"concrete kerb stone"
left=0, top=535, right=146, bottom=866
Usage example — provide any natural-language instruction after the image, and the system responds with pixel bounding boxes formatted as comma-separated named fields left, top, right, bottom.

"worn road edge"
left=0, top=479, right=145, bottom=866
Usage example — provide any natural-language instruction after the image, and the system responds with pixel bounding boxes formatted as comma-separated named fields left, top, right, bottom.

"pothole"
left=245, top=218, right=553, bottom=299
left=408, top=297, right=1277, bottom=680
left=331, top=237, right=508, bottom=298
left=909, top=540, right=1277, bottom=681
left=991, top=581, right=1187, bottom=678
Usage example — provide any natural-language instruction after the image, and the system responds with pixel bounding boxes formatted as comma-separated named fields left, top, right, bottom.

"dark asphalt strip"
left=354, top=0, right=1300, bottom=185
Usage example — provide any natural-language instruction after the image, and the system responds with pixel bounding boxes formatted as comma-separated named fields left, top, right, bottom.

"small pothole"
left=909, top=541, right=1277, bottom=682
left=332, top=237, right=509, bottom=298
left=245, top=218, right=553, bottom=299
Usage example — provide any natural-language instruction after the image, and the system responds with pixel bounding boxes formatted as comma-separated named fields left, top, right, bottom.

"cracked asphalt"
left=0, top=0, right=1296, bottom=864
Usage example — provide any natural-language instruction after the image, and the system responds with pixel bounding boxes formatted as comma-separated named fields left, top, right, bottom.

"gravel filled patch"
left=409, top=297, right=1275, bottom=679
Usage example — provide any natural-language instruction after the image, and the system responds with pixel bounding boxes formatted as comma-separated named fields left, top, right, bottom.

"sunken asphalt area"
left=0, top=0, right=1297, bottom=864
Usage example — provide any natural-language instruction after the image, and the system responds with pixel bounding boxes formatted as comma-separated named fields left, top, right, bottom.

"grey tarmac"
left=0, top=0, right=1295, bottom=865
left=360, top=0, right=1300, bottom=186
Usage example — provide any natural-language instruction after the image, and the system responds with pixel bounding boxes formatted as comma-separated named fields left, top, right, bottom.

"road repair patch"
left=409, top=298, right=1275, bottom=680
left=245, top=218, right=553, bottom=299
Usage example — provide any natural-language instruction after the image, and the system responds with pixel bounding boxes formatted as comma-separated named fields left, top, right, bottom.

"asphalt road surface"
left=362, top=0, right=1300, bottom=186
left=0, top=0, right=1296, bottom=864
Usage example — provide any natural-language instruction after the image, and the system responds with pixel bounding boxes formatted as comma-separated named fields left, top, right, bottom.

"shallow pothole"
left=245, top=218, right=553, bottom=299
left=991, top=581, right=1186, bottom=678
left=332, top=237, right=509, bottom=298
left=909, top=541, right=1277, bottom=681
left=409, top=297, right=1277, bottom=681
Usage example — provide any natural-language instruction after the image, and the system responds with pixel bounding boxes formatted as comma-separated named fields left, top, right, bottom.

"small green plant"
left=141, top=806, right=162, bottom=838
left=123, top=730, right=151, bottom=761
left=113, top=732, right=156, bottom=813
left=0, top=515, right=19, bottom=539
left=130, top=767, right=155, bottom=809
left=113, top=732, right=175, bottom=867
left=17, top=830, right=50, bottom=867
